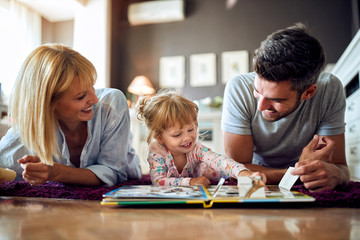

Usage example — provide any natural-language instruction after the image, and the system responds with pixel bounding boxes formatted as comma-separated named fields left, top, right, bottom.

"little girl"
left=137, top=91, right=266, bottom=186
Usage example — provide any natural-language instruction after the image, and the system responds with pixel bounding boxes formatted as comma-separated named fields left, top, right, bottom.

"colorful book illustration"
left=101, top=177, right=314, bottom=208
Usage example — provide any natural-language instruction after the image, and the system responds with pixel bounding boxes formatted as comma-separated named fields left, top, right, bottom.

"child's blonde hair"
left=137, top=90, right=199, bottom=144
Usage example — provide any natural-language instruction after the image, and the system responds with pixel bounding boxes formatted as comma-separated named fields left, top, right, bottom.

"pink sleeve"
left=147, top=142, right=191, bottom=186
left=194, top=142, right=249, bottom=178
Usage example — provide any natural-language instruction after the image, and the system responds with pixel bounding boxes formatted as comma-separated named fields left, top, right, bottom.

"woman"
left=0, top=44, right=141, bottom=186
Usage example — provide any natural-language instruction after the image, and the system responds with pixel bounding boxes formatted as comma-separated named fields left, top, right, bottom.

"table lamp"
left=127, top=75, right=155, bottom=107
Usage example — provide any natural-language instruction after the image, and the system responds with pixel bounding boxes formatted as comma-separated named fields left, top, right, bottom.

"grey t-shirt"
left=221, top=72, right=346, bottom=169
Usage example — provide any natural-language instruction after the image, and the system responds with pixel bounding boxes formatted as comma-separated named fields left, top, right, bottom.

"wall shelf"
left=332, top=29, right=360, bottom=180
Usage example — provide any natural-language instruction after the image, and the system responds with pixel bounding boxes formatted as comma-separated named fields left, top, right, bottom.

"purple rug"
left=0, top=175, right=152, bottom=201
left=292, top=181, right=360, bottom=208
left=0, top=175, right=359, bottom=208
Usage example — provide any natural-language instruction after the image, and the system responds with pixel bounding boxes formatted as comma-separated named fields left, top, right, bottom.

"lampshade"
left=127, top=75, right=155, bottom=96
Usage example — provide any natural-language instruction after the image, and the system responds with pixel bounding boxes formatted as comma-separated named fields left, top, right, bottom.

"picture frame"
left=159, top=55, right=185, bottom=89
left=221, top=50, right=249, bottom=84
left=190, top=53, right=217, bottom=87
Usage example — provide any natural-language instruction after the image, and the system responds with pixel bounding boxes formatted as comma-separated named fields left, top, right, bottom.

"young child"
left=137, top=90, right=267, bottom=186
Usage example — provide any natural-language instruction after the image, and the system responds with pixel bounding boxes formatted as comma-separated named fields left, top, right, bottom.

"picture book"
left=101, top=177, right=315, bottom=208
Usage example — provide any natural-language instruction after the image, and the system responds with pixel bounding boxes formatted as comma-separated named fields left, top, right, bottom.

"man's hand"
left=292, top=159, right=340, bottom=191
left=292, top=135, right=340, bottom=192
left=298, top=135, right=334, bottom=163
left=18, top=155, right=57, bottom=186
left=189, top=176, right=211, bottom=187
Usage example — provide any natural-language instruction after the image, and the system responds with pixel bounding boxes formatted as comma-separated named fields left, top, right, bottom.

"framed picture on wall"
left=159, top=55, right=185, bottom=89
left=221, top=50, right=249, bottom=84
left=190, top=53, right=217, bottom=87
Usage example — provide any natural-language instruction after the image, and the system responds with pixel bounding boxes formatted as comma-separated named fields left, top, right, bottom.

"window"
left=0, top=0, right=41, bottom=103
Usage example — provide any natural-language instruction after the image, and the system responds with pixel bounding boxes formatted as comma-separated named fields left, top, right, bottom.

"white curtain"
left=0, top=0, right=41, bottom=104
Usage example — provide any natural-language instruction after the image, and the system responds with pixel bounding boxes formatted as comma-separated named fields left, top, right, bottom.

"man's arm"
left=292, top=134, right=350, bottom=191
left=328, top=133, right=351, bottom=186
left=223, top=131, right=287, bottom=184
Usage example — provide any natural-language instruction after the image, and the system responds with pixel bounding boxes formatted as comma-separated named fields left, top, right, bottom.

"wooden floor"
left=1, top=196, right=359, bottom=240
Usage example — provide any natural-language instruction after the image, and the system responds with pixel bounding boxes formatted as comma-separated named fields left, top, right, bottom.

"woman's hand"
left=189, top=176, right=211, bottom=187
left=18, top=155, right=103, bottom=186
left=17, top=155, right=57, bottom=186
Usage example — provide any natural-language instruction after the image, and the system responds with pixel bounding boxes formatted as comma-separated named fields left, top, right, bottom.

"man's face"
left=253, top=75, right=303, bottom=122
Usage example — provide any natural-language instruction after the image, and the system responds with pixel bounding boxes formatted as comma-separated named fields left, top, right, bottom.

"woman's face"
left=54, top=79, right=98, bottom=126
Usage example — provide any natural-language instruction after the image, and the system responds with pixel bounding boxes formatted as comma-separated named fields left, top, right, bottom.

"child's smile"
left=157, top=122, right=197, bottom=157
left=182, top=142, right=192, bottom=148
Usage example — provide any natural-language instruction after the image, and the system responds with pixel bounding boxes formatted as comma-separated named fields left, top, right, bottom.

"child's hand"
left=250, top=172, right=267, bottom=185
left=238, top=171, right=267, bottom=197
left=189, top=176, right=211, bottom=187
left=239, top=170, right=267, bottom=185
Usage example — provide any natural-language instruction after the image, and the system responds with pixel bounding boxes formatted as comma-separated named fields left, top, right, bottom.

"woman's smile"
left=82, top=106, right=93, bottom=113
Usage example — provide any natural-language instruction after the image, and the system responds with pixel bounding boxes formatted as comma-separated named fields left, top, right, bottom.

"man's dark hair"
left=253, top=23, right=326, bottom=94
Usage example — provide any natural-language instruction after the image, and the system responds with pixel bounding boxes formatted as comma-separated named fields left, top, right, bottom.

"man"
left=222, top=23, right=349, bottom=192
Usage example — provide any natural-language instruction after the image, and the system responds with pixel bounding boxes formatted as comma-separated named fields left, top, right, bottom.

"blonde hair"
left=9, top=43, right=97, bottom=165
left=137, top=90, right=199, bottom=144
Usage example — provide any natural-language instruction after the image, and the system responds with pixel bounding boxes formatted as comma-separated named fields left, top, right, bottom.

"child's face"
left=157, top=121, right=197, bottom=157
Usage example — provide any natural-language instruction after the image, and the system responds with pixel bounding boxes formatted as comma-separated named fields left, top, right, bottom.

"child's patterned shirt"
left=147, top=141, right=249, bottom=186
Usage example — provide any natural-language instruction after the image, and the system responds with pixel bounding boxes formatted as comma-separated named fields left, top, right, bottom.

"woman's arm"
left=84, top=89, right=141, bottom=186
left=18, top=155, right=102, bottom=186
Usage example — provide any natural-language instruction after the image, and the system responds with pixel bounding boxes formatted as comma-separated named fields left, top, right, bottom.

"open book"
left=101, top=177, right=314, bottom=208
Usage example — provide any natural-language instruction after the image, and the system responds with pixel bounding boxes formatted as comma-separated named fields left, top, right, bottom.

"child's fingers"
left=251, top=172, right=267, bottom=184
left=199, top=176, right=210, bottom=186
left=204, top=178, right=211, bottom=186
left=260, top=173, right=267, bottom=184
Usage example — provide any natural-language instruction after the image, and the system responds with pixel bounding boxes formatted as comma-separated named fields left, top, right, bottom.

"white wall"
left=73, top=0, right=111, bottom=89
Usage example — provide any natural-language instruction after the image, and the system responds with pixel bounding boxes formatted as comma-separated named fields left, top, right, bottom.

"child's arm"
left=196, top=142, right=266, bottom=183
left=147, top=151, right=191, bottom=186
left=195, top=143, right=247, bottom=177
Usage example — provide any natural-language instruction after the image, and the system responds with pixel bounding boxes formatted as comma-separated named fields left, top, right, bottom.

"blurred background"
left=0, top=0, right=357, bottom=103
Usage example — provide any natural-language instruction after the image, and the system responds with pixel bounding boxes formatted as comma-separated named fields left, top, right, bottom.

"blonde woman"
left=137, top=91, right=266, bottom=186
left=0, top=44, right=141, bottom=186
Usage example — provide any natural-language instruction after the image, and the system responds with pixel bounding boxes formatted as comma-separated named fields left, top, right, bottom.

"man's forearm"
left=335, top=164, right=350, bottom=185
left=243, top=163, right=287, bottom=185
